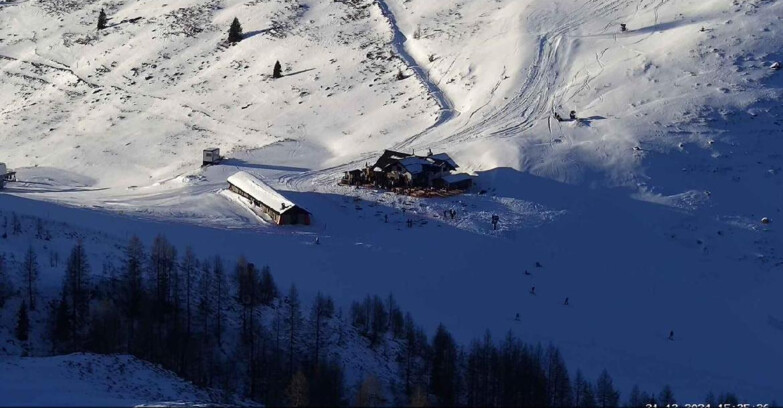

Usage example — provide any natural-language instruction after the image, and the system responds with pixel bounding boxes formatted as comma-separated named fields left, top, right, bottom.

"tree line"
left=0, top=217, right=754, bottom=407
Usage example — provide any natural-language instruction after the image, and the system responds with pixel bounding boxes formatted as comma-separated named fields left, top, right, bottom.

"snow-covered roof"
left=441, top=173, right=473, bottom=183
left=429, top=153, right=458, bottom=169
left=227, top=171, right=305, bottom=214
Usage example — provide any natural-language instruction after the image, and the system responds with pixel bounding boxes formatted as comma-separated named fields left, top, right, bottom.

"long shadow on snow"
left=244, top=28, right=274, bottom=40
left=221, top=158, right=310, bottom=173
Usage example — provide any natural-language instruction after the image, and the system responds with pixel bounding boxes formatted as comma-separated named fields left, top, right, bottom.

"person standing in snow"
left=668, top=330, right=674, bottom=341
left=450, top=209, right=456, bottom=219
left=530, top=286, right=536, bottom=295
left=563, top=297, right=569, bottom=306
left=515, top=313, right=520, bottom=321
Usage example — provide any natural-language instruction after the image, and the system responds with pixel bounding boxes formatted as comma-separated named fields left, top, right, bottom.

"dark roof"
left=373, top=150, right=413, bottom=169
left=372, top=149, right=459, bottom=173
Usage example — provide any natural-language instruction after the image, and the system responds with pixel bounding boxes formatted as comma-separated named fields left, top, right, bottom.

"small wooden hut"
left=227, top=171, right=311, bottom=225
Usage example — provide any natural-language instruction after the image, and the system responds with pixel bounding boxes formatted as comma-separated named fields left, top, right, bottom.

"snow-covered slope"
left=0, top=353, right=215, bottom=406
left=2, top=0, right=783, bottom=403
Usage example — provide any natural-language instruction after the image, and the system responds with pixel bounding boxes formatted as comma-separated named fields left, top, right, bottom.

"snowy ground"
left=2, top=0, right=783, bottom=403
left=0, top=353, right=215, bottom=407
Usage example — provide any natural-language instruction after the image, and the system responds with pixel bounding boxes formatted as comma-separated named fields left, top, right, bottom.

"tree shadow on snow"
left=284, top=68, right=316, bottom=77
left=221, top=158, right=310, bottom=173
left=244, top=28, right=274, bottom=40
left=625, top=18, right=706, bottom=35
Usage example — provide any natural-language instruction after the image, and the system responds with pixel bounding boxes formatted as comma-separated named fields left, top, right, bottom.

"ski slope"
left=2, top=0, right=783, bottom=403
left=0, top=353, right=216, bottom=406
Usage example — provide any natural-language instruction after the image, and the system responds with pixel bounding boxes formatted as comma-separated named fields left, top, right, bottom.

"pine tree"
left=430, top=324, right=459, bottom=406
left=545, top=344, right=574, bottom=407
left=717, top=392, right=738, bottom=405
left=285, top=284, right=302, bottom=377
left=311, top=292, right=334, bottom=368
left=259, top=265, right=278, bottom=305
left=11, top=212, right=21, bottom=235
left=286, top=370, right=309, bottom=407
left=658, top=385, right=676, bottom=405
left=63, top=240, right=91, bottom=345
left=0, top=254, right=14, bottom=309
left=355, top=374, right=384, bottom=407
left=595, top=369, right=620, bottom=407
left=273, top=61, right=283, bottom=78
left=627, top=385, right=643, bottom=407
left=21, top=246, right=39, bottom=311
left=97, top=9, right=107, bottom=31
left=212, top=256, right=227, bottom=346
left=228, top=17, right=243, bottom=43
left=574, top=370, right=595, bottom=407
left=50, top=293, right=71, bottom=352
left=369, top=295, right=387, bottom=346
left=182, top=247, right=197, bottom=337
left=120, top=236, right=145, bottom=352
left=15, top=301, right=29, bottom=342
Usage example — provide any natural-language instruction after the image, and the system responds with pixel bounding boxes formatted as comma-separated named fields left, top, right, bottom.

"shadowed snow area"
left=1, top=0, right=783, bottom=403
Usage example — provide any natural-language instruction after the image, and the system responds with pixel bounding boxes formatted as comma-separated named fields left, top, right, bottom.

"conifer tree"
left=15, top=300, right=29, bottom=342
left=595, top=369, right=620, bottom=407
left=63, top=240, right=91, bottom=344
left=273, top=61, right=283, bottom=78
left=0, top=254, right=13, bottom=309
left=286, top=370, right=309, bottom=407
left=50, top=293, right=71, bottom=352
left=259, top=265, right=278, bottom=306
left=228, top=17, right=243, bottom=43
left=627, top=385, right=644, bottom=407
left=430, top=324, right=459, bottom=406
left=21, top=246, right=39, bottom=311
left=285, top=284, right=302, bottom=377
left=97, top=9, right=107, bottom=31
left=545, top=344, right=574, bottom=407
left=658, top=385, right=676, bottom=405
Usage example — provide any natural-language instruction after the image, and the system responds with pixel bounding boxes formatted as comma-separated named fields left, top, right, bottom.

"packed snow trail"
left=375, top=0, right=456, bottom=128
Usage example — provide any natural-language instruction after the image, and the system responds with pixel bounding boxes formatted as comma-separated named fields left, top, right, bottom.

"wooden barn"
left=227, top=171, right=311, bottom=225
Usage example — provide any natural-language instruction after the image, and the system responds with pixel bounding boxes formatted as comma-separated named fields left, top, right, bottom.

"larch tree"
left=0, top=254, right=13, bottom=309
left=658, top=385, right=676, bottom=406
left=15, top=300, right=30, bottom=342
left=430, top=324, right=459, bottom=406
left=63, top=240, right=91, bottom=344
left=595, top=369, right=620, bottom=408
left=21, top=246, right=39, bottom=311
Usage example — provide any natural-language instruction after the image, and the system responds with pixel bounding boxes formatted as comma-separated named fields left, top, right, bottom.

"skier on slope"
left=530, top=286, right=536, bottom=295
left=668, top=330, right=675, bottom=341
